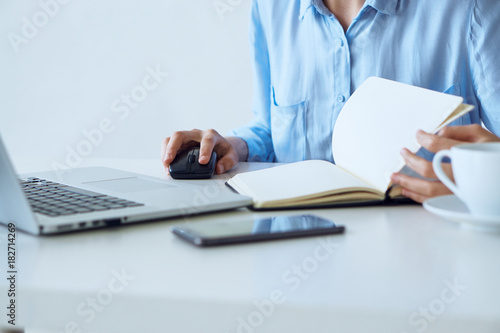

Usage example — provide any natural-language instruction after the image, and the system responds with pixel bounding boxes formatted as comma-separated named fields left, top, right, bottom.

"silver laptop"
left=0, top=135, right=252, bottom=235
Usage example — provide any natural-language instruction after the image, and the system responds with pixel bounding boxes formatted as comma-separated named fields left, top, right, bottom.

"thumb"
left=416, top=130, right=462, bottom=153
left=215, top=153, right=238, bottom=174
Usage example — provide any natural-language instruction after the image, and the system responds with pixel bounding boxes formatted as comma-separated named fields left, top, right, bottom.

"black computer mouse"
left=169, top=148, right=217, bottom=179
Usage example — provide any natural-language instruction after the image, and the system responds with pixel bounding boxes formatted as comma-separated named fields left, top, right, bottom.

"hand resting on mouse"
left=161, top=129, right=248, bottom=175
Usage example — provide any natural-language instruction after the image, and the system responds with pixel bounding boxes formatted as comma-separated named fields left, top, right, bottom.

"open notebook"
left=226, top=77, right=474, bottom=209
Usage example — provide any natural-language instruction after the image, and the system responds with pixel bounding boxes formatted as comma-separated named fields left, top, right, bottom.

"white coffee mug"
left=433, top=142, right=500, bottom=217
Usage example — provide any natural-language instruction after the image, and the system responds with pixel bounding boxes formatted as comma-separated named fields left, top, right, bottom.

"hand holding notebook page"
left=332, top=77, right=473, bottom=193
left=226, top=77, right=474, bottom=209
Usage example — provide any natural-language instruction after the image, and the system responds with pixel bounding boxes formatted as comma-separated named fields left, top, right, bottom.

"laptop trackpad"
left=84, top=177, right=176, bottom=193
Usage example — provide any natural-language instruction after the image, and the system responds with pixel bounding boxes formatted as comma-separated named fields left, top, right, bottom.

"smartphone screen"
left=171, top=214, right=345, bottom=247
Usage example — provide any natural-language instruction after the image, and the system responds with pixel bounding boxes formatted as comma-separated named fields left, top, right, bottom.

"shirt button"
left=337, top=95, right=346, bottom=102
left=338, top=39, right=344, bottom=47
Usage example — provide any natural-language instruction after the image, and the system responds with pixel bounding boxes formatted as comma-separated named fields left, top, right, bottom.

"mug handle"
left=432, top=150, right=460, bottom=197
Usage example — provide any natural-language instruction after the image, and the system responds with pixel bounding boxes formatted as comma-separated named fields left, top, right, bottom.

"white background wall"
left=0, top=0, right=253, bottom=171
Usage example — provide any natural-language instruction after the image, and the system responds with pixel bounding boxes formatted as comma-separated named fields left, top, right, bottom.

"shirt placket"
left=325, top=16, right=351, bottom=121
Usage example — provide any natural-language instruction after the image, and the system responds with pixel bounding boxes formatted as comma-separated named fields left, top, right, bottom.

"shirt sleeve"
left=468, top=0, right=500, bottom=135
left=226, top=0, right=275, bottom=162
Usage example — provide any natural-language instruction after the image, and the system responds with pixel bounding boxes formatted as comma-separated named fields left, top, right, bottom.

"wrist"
left=226, top=136, right=249, bottom=162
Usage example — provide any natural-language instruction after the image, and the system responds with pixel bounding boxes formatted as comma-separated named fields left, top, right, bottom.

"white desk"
left=1, top=159, right=500, bottom=333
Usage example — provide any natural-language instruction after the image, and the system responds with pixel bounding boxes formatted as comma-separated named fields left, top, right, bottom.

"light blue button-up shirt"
left=229, top=0, right=500, bottom=163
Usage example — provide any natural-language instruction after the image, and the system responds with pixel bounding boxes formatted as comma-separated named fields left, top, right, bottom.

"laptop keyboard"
left=20, top=177, right=144, bottom=217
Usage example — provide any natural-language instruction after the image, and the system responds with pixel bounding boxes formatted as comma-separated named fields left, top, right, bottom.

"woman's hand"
left=391, top=125, right=500, bottom=203
left=161, top=129, right=248, bottom=175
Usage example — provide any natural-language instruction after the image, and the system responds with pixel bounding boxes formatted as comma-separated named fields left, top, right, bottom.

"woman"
left=162, top=0, right=500, bottom=203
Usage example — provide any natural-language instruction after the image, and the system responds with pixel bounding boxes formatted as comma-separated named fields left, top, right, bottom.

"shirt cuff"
left=227, top=125, right=275, bottom=162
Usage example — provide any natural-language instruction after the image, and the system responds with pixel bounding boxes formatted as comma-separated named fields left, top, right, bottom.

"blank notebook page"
left=229, top=160, right=377, bottom=203
left=332, top=77, right=465, bottom=192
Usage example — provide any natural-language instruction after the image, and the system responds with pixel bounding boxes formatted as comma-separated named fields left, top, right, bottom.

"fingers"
left=396, top=186, right=428, bottom=204
left=390, top=173, right=452, bottom=203
left=417, top=125, right=500, bottom=154
left=397, top=187, right=434, bottom=204
left=437, top=124, right=500, bottom=143
left=161, top=137, right=173, bottom=172
left=394, top=124, right=499, bottom=203
left=400, top=148, right=453, bottom=180
left=199, top=129, right=221, bottom=165
left=161, top=130, right=202, bottom=170
left=400, top=148, right=437, bottom=179
left=161, top=137, right=170, bottom=163
left=400, top=148, right=453, bottom=179
left=416, top=130, right=462, bottom=153
left=161, top=129, right=239, bottom=175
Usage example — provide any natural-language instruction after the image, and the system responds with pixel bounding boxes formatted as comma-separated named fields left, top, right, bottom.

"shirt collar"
left=299, top=0, right=314, bottom=20
left=366, top=0, right=400, bottom=15
left=299, top=0, right=400, bottom=20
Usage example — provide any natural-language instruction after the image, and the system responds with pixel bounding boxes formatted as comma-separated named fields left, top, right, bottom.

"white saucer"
left=423, top=195, right=500, bottom=230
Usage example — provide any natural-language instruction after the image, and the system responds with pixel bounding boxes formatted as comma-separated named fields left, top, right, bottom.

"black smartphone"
left=171, top=214, right=345, bottom=247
